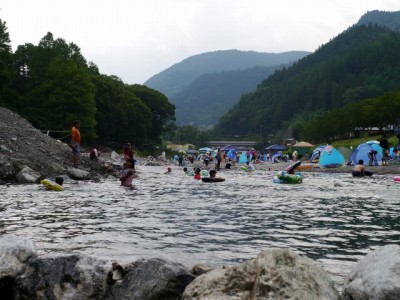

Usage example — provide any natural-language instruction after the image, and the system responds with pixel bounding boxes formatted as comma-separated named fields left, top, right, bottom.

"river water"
left=1, top=165, right=400, bottom=288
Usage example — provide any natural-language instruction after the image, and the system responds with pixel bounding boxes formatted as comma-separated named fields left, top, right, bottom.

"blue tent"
left=319, top=145, right=345, bottom=168
left=349, top=143, right=382, bottom=165
left=272, top=152, right=282, bottom=163
left=367, top=141, right=383, bottom=157
left=238, top=151, right=249, bottom=163
left=227, top=148, right=237, bottom=160
left=310, top=145, right=325, bottom=162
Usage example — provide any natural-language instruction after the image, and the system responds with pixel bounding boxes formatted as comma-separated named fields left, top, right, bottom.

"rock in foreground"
left=342, top=244, right=400, bottom=300
left=182, top=248, right=341, bottom=300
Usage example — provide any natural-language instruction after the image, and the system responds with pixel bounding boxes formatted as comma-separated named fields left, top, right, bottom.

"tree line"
left=298, top=91, right=400, bottom=143
left=0, top=19, right=175, bottom=149
left=212, top=24, right=400, bottom=143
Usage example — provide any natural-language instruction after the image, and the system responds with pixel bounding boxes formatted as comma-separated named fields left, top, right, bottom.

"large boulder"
left=0, top=235, right=37, bottom=278
left=183, top=248, right=341, bottom=300
left=67, top=167, right=91, bottom=180
left=0, top=235, right=37, bottom=300
left=107, top=258, right=195, bottom=300
left=342, top=244, right=400, bottom=300
left=16, top=254, right=110, bottom=300
left=16, top=166, right=41, bottom=183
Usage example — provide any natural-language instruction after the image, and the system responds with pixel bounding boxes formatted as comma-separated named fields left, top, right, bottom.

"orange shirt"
left=71, top=126, right=81, bottom=144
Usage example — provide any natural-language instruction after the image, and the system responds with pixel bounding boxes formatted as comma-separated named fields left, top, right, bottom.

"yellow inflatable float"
left=41, top=179, right=64, bottom=191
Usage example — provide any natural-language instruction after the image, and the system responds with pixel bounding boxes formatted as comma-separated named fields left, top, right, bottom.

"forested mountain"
left=358, top=10, right=400, bottom=31
left=144, top=50, right=310, bottom=98
left=213, top=24, right=400, bottom=140
left=173, top=65, right=282, bottom=127
left=0, top=20, right=175, bottom=149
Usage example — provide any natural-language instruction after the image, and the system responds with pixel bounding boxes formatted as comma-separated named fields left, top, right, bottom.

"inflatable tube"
left=200, top=170, right=209, bottom=177
left=41, top=179, right=64, bottom=191
left=187, top=171, right=195, bottom=176
left=285, top=161, right=301, bottom=173
left=202, top=177, right=225, bottom=183
left=273, top=171, right=303, bottom=184
left=394, top=176, right=400, bottom=182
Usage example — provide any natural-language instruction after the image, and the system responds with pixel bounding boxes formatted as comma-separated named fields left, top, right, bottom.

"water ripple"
left=1, top=166, right=400, bottom=288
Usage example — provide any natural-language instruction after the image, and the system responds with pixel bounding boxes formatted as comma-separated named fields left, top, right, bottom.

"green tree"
left=0, top=19, right=17, bottom=108
left=13, top=33, right=97, bottom=141
left=128, top=84, right=175, bottom=145
left=92, top=75, right=151, bottom=148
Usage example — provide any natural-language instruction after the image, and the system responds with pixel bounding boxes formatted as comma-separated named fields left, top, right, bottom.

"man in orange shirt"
left=71, top=120, right=81, bottom=167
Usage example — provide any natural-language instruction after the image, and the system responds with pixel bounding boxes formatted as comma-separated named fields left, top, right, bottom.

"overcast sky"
left=1, top=0, right=398, bottom=84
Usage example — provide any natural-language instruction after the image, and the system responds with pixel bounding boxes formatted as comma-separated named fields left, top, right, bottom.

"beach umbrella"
left=293, top=141, right=314, bottom=147
left=221, top=145, right=236, bottom=151
left=198, top=147, right=213, bottom=153
left=186, top=149, right=199, bottom=154
left=265, top=144, right=288, bottom=151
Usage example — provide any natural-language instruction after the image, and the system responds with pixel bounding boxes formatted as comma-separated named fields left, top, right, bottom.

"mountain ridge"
left=144, top=49, right=310, bottom=98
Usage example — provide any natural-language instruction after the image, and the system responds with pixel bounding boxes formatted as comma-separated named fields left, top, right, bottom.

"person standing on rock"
left=71, top=120, right=81, bottom=168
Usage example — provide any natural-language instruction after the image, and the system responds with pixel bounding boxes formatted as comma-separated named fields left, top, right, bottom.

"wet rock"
left=192, top=263, right=213, bottom=275
left=16, top=254, right=110, bottom=300
left=182, top=248, right=341, bottom=300
left=67, top=167, right=91, bottom=180
left=16, top=166, right=41, bottom=183
left=342, top=244, right=400, bottom=300
left=0, top=144, right=10, bottom=152
left=0, top=235, right=37, bottom=278
left=107, top=258, right=195, bottom=300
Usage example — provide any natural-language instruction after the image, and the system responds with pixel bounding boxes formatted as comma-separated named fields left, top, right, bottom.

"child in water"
left=194, top=167, right=201, bottom=180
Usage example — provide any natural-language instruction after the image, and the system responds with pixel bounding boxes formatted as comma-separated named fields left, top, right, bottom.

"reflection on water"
left=1, top=165, right=400, bottom=287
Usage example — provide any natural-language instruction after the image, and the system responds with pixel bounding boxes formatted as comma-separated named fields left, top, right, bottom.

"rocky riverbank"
left=0, top=108, right=119, bottom=184
left=1, top=106, right=398, bottom=184
left=1, top=235, right=400, bottom=300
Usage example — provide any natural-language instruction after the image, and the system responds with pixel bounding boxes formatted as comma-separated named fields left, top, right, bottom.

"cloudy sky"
left=1, top=0, right=398, bottom=84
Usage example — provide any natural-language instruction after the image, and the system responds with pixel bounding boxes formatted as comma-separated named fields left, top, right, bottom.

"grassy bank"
left=331, top=134, right=398, bottom=149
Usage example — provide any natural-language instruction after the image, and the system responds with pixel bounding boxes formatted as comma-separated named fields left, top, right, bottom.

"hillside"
left=144, top=50, right=310, bottom=98
left=0, top=107, right=109, bottom=182
left=173, top=66, right=282, bottom=127
left=357, top=10, right=400, bottom=31
left=213, top=23, right=400, bottom=138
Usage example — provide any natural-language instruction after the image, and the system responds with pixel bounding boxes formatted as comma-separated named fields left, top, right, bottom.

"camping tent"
left=337, top=147, right=352, bottom=161
left=319, top=145, right=345, bottom=168
left=366, top=141, right=383, bottom=156
left=349, top=143, right=382, bottom=166
left=310, top=145, right=325, bottom=162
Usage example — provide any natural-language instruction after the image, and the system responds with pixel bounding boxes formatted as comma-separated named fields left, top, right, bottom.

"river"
left=1, top=165, right=400, bottom=288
